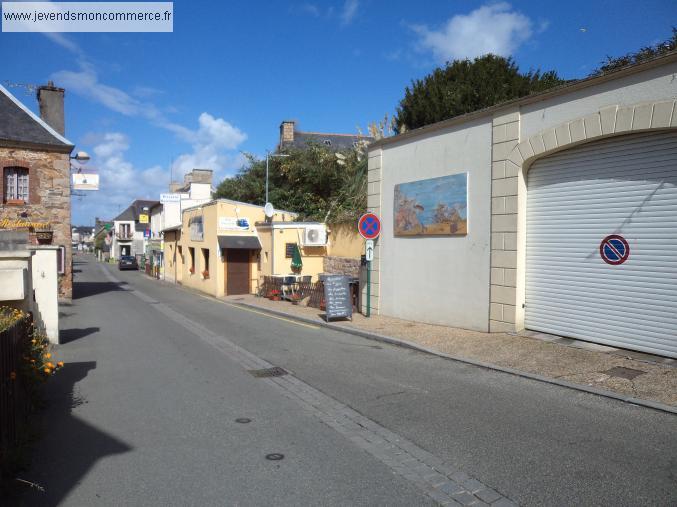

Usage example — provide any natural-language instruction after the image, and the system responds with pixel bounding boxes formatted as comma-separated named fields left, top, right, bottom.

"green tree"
left=215, top=143, right=367, bottom=225
left=592, top=28, right=677, bottom=76
left=394, top=54, right=564, bottom=132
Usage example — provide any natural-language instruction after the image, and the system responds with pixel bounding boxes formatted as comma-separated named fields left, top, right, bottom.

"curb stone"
left=233, top=301, right=677, bottom=416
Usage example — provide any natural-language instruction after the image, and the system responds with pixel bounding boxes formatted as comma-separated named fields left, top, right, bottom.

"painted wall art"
left=394, top=173, right=468, bottom=236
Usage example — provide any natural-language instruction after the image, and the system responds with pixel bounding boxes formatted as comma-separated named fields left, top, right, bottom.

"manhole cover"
left=235, top=418, right=252, bottom=424
left=265, top=453, right=284, bottom=461
left=603, top=366, right=646, bottom=380
left=248, top=366, right=288, bottom=378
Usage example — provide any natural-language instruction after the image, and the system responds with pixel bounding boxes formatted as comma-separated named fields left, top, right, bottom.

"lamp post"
left=265, top=151, right=289, bottom=204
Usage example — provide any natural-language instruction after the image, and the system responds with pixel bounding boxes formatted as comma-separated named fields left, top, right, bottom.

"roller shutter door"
left=525, top=131, right=677, bottom=358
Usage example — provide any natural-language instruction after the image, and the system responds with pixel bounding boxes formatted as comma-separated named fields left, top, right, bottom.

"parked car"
left=118, top=255, right=138, bottom=271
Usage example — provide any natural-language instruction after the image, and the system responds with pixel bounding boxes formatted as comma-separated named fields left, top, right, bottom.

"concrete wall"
left=31, top=247, right=59, bottom=343
left=368, top=54, right=677, bottom=333
left=377, top=118, right=493, bottom=331
left=0, top=250, right=33, bottom=314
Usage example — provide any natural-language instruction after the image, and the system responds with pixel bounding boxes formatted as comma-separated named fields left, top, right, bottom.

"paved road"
left=19, top=256, right=677, bottom=506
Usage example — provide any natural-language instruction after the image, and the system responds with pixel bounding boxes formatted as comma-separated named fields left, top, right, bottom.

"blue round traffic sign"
left=600, top=234, right=630, bottom=265
left=358, top=213, right=381, bottom=240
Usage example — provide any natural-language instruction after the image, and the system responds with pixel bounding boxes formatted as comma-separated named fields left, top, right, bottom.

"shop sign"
left=0, top=218, right=50, bottom=230
left=139, top=214, right=149, bottom=224
left=218, top=217, right=250, bottom=230
left=160, top=193, right=182, bottom=203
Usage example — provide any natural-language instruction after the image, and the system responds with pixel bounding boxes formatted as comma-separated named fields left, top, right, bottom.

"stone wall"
left=0, top=147, right=72, bottom=300
left=323, top=255, right=360, bottom=277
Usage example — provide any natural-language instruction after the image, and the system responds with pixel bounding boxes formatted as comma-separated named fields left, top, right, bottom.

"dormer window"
left=323, top=139, right=332, bottom=146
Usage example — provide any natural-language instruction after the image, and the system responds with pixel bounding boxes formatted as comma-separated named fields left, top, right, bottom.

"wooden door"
left=226, top=249, right=250, bottom=295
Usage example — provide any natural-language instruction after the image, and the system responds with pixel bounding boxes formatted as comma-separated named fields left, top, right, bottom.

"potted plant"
left=189, top=267, right=195, bottom=275
left=289, top=293, right=302, bottom=305
left=35, top=225, right=54, bottom=245
left=201, top=269, right=209, bottom=279
left=268, top=289, right=281, bottom=301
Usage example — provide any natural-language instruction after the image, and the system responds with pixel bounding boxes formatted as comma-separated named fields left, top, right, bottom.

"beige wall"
left=327, top=223, right=364, bottom=258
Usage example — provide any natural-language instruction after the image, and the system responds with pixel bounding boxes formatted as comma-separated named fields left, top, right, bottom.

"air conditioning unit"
left=303, top=225, right=327, bottom=246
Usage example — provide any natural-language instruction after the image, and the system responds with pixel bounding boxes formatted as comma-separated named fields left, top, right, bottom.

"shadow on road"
left=19, top=362, right=132, bottom=506
left=73, top=282, right=127, bottom=300
left=60, top=327, right=100, bottom=344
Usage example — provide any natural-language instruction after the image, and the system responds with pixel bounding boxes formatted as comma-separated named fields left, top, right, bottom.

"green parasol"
left=291, top=243, right=303, bottom=270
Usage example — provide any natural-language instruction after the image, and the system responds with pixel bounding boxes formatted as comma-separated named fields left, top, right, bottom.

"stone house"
left=0, top=82, right=74, bottom=300
left=278, top=120, right=373, bottom=152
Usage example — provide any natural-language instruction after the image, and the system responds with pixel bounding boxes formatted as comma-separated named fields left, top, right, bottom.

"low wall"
left=323, top=256, right=360, bottom=277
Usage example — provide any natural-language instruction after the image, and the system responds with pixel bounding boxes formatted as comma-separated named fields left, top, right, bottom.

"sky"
left=1, top=0, right=675, bottom=225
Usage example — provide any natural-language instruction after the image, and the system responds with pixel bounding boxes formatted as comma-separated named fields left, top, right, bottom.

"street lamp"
left=71, top=151, right=90, bottom=164
left=265, top=151, right=289, bottom=204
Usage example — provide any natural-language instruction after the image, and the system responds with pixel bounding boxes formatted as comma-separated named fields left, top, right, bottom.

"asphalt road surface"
left=18, top=255, right=677, bottom=506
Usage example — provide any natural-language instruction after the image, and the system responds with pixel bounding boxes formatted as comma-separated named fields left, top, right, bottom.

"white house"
left=111, top=200, right=158, bottom=260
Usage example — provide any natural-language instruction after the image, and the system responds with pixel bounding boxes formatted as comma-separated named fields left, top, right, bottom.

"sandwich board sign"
left=323, top=275, right=353, bottom=322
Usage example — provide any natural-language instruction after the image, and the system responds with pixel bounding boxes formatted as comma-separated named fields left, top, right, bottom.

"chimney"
left=280, top=120, right=295, bottom=145
left=190, top=169, right=213, bottom=185
left=37, top=80, right=66, bottom=136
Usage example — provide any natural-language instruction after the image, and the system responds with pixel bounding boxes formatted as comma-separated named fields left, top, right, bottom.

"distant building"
left=278, top=120, right=373, bottom=152
left=0, top=81, right=75, bottom=299
left=110, top=199, right=158, bottom=260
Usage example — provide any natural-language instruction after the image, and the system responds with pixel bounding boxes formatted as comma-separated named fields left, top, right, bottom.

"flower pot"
left=36, top=230, right=54, bottom=245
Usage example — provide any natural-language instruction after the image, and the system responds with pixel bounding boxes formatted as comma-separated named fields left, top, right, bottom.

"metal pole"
left=366, top=260, right=371, bottom=317
left=265, top=152, right=269, bottom=203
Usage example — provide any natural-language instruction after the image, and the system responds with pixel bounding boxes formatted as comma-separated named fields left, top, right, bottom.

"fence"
left=0, top=313, right=31, bottom=468
left=259, top=276, right=325, bottom=309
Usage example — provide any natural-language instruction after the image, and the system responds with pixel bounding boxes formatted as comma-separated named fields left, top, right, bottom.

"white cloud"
left=170, top=113, right=247, bottom=181
left=412, top=2, right=534, bottom=63
left=341, top=0, right=359, bottom=25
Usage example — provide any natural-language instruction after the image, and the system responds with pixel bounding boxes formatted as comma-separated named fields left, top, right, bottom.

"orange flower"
left=45, top=352, right=52, bottom=359
left=57, top=361, right=64, bottom=368
left=30, top=359, right=36, bottom=363
left=43, top=368, right=51, bottom=374
left=46, top=362, right=54, bottom=368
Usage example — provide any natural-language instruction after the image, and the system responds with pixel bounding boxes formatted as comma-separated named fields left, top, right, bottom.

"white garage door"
left=525, top=131, right=677, bottom=358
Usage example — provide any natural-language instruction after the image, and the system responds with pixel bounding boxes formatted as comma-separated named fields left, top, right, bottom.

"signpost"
left=323, top=275, right=353, bottom=321
left=358, top=213, right=381, bottom=317
left=600, top=234, right=630, bottom=265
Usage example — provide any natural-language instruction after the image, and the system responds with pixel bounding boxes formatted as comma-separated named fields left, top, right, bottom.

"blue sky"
left=1, top=0, right=675, bottom=224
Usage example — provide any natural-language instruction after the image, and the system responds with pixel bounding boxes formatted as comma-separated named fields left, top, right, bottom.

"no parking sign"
left=600, top=234, right=630, bottom=265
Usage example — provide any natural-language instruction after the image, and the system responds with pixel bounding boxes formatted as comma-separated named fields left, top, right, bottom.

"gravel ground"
left=227, top=294, right=677, bottom=407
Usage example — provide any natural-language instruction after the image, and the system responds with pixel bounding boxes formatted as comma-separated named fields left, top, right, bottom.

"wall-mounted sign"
left=358, top=213, right=381, bottom=240
left=72, top=173, right=99, bottom=191
left=218, top=217, right=250, bottom=230
left=143, top=228, right=151, bottom=239
left=394, top=173, right=468, bottom=236
left=600, top=234, right=630, bottom=265
left=139, top=214, right=149, bottom=224
left=0, top=218, right=50, bottom=230
left=160, top=193, right=182, bottom=203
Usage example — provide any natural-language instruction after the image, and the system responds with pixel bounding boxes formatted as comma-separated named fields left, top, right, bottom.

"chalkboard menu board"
left=323, top=275, right=353, bottom=321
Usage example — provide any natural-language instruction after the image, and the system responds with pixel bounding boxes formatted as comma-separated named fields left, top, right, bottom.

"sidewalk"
left=225, top=294, right=677, bottom=410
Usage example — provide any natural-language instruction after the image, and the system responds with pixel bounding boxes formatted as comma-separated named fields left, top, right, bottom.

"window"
left=189, top=215, right=204, bottom=241
left=285, top=242, right=297, bottom=258
left=188, top=247, right=195, bottom=272
left=4, top=167, right=29, bottom=203
left=56, top=246, right=65, bottom=274
left=323, top=139, right=332, bottom=146
left=201, top=248, right=210, bottom=274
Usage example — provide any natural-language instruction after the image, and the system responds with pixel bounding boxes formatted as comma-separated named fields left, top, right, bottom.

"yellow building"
left=164, top=198, right=366, bottom=297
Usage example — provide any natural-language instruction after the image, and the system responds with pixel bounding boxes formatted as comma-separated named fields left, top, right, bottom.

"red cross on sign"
left=358, top=213, right=381, bottom=240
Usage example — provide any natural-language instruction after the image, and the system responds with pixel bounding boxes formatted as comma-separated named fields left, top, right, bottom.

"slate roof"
left=282, top=131, right=373, bottom=151
left=113, top=200, right=159, bottom=224
left=0, top=84, right=74, bottom=150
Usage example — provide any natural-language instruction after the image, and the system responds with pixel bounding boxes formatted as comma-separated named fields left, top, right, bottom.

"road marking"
left=97, top=262, right=516, bottom=506
left=197, top=295, right=320, bottom=330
